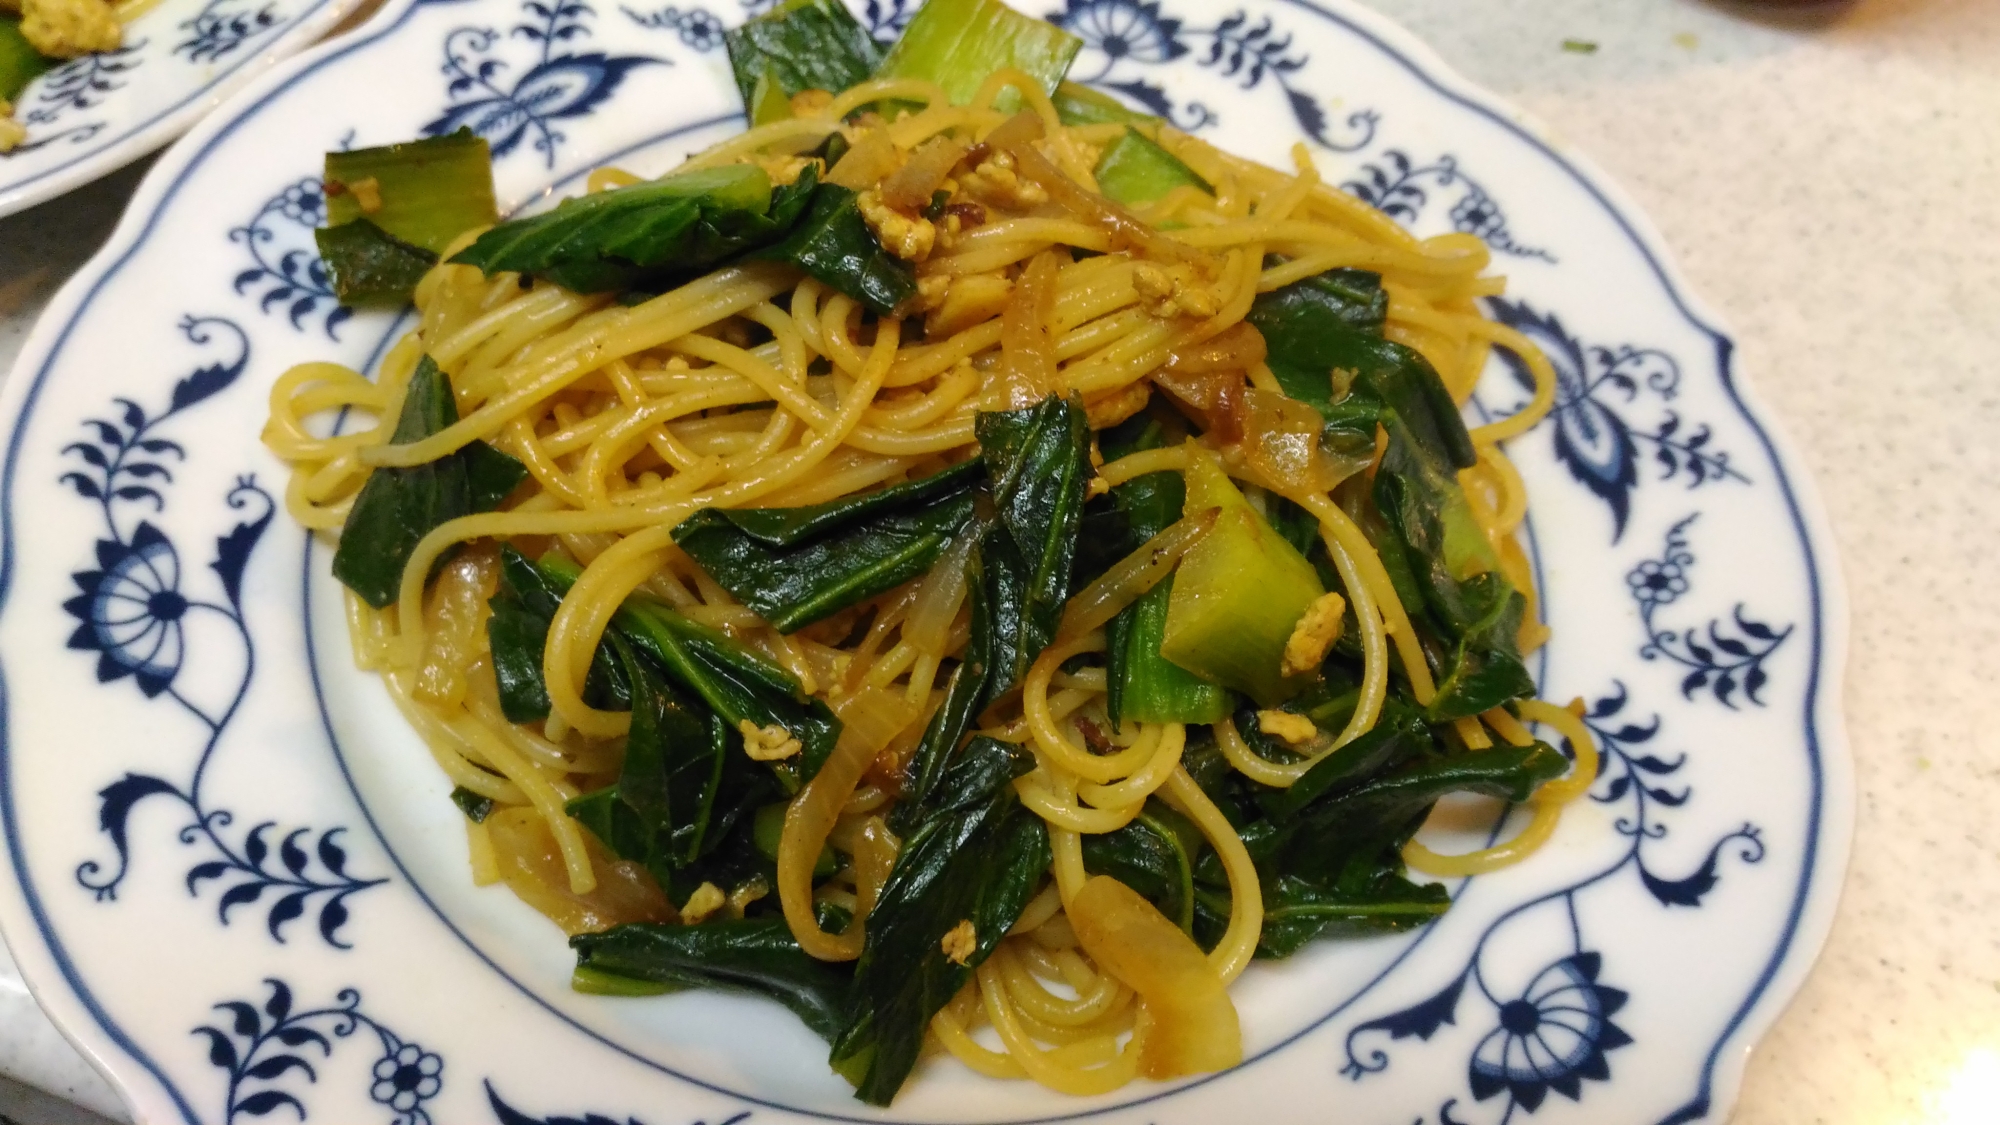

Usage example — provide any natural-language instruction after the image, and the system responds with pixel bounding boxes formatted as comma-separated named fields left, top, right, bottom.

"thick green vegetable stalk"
left=316, top=130, right=497, bottom=306
left=1093, top=128, right=1212, bottom=207
left=1095, top=408, right=1231, bottom=727
left=324, top=129, right=497, bottom=253
left=1052, top=80, right=1148, bottom=127
left=873, top=0, right=1082, bottom=109
left=1159, top=454, right=1325, bottom=707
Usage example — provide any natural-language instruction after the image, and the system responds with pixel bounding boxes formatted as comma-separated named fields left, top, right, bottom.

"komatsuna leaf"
left=1422, top=575, right=1536, bottom=722
left=485, top=545, right=627, bottom=722
left=613, top=597, right=842, bottom=783
left=1255, top=698, right=1435, bottom=822
left=750, top=181, right=918, bottom=315
left=545, top=553, right=844, bottom=782
left=314, top=219, right=438, bottom=307
left=830, top=736, right=1048, bottom=1105
left=608, top=636, right=744, bottom=868
left=572, top=917, right=854, bottom=1041
left=691, top=459, right=983, bottom=548
left=1371, top=416, right=1535, bottom=721
left=723, top=0, right=882, bottom=111
left=330, top=357, right=528, bottom=608
left=1253, top=266, right=1532, bottom=720
left=1248, top=267, right=1473, bottom=468
left=973, top=395, right=1091, bottom=701
left=671, top=460, right=983, bottom=632
left=1254, top=871, right=1450, bottom=957
left=452, top=162, right=820, bottom=294
left=1273, top=742, right=1568, bottom=877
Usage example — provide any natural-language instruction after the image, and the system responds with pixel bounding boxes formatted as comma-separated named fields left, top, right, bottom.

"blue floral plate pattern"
left=0, top=0, right=362, bottom=217
left=0, top=1, right=1851, bottom=1122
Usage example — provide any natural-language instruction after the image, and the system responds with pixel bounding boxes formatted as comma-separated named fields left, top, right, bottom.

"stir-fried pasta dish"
left=262, top=0, right=1599, bottom=1103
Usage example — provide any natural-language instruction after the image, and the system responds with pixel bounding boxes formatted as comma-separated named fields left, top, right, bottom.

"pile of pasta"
left=263, top=71, right=1597, bottom=1096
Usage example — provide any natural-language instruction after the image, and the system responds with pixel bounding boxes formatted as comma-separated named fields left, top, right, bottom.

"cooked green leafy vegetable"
left=724, top=0, right=882, bottom=117
left=314, top=130, right=496, bottom=307
left=829, top=735, right=1048, bottom=1104
left=486, top=549, right=560, bottom=722
left=887, top=597, right=991, bottom=831
left=975, top=394, right=1092, bottom=698
left=565, top=637, right=779, bottom=901
left=671, top=460, right=983, bottom=631
left=573, top=917, right=853, bottom=1041
left=1182, top=701, right=1565, bottom=958
left=674, top=392, right=1089, bottom=839
left=1261, top=741, right=1567, bottom=875
left=873, top=0, right=1081, bottom=110
left=1253, top=871, right=1450, bottom=957
left=449, top=786, right=495, bottom=823
left=452, top=162, right=820, bottom=294
left=330, top=358, right=526, bottom=607
left=749, top=180, right=918, bottom=315
left=486, top=546, right=633, bottom=722
left=313, top=220, right=440, bottom=307
left=616, top=595, right=845, bottom=781
left=486, top=549, right=842, bottom=783
left=1250, top=267, right=1535, bottom=721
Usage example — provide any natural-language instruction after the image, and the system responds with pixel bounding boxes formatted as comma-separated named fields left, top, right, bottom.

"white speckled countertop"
left=0, top=0, right=1993, bottom=1121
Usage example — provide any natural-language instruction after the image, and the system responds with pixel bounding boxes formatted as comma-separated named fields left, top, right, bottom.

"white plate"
left=0, top=0, right=1852, bottom=1121
left=0, top=0, right=360, bottom=218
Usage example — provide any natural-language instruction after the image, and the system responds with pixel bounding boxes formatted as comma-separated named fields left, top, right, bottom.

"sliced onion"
left=1067, top=875, right=1242, bottom=1079
left=1237, top=386, right=1345, bottom=493
left=777, top=686, right=917, bottom=961
left=996, top=248, right=1064, bottom=408
left=827, top=127, right=901, bottom=190
left=883, top=134, right=969, bottom=211
left=1162, top=322, right=1267, bottom=377
left=904, top=524, right=977, bottom=657
left=484, top=807, right=674, bottom=935
left=1057, top=507, right=1219, bottom=641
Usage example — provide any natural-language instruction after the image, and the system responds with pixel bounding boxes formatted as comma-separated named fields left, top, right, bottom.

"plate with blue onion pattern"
left=0, top=0, right=1851, bottom=1121
left=0, top=0, right=361, bottom=218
